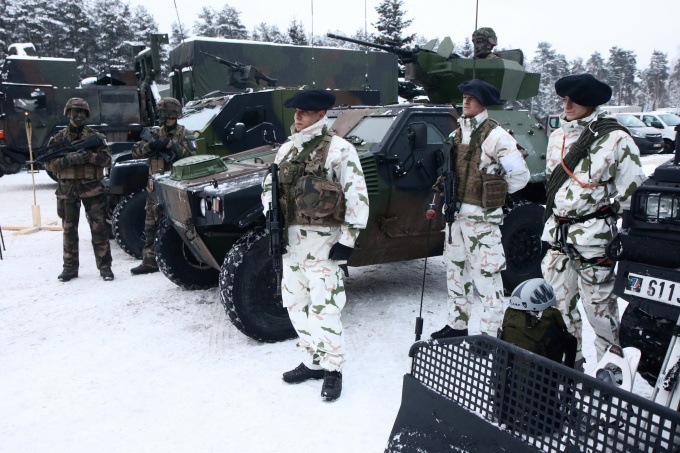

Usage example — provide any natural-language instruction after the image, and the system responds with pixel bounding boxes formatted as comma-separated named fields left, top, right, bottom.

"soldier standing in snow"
left=541, top=74, right=646, bottom=370
left=44, top=97, right=114, bottom=282
left=262, top=89, right=369, bottom=402
left=130, top=98, right=193, bottom=275
left=431, top=79, right=530, bottom=339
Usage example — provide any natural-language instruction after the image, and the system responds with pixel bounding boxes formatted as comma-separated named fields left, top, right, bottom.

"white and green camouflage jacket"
left=541, top=108, right=646, bottom=255
left=262, top=117, right=370, bottom=261
left=454, top=109, right=530, bottom=224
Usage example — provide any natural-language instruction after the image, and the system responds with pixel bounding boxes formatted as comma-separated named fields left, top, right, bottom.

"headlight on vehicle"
left=199, top=198, right=208, bottom=217
left=636, top=192, right=680, bottom=223
left=630, top=130, right=643, bottom=138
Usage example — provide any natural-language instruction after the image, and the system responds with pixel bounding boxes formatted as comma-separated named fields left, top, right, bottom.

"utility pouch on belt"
left=294, top=175, right=345, bottom=222
left=481, top=173, right=507, bottom=209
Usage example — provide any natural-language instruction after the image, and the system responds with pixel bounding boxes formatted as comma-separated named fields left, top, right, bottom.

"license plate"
left=624, top=273, right=680, bottom=306
left=653, top=143, right=662, bottom=148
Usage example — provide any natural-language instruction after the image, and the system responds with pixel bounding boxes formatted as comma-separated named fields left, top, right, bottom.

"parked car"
left=633, top=111, right=680, bottom=153
left=615, top=113, right=665, bottom=154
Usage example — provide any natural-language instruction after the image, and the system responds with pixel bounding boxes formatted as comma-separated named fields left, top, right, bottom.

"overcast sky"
left=137, top=0, right=680, bottom=69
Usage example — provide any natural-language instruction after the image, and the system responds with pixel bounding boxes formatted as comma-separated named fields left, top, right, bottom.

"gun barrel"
left=326, top=33, right=389, bottom=52
left=199, top=51, right=239, bottom=69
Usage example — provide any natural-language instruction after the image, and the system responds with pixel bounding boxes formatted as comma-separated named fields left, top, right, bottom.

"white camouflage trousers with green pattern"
left=445, top=218, right=506, bottom=336
left=282, top=259, right=346, bottom=372
left=541, top=249, right=619, bottom=363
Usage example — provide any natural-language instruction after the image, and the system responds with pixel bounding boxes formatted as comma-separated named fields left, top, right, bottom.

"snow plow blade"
left=385, top=336, right=680, bottom=453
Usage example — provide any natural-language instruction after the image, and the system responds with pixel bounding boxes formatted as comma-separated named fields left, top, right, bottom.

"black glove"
left=329, top=243, right=353, bottom=261
left=148, top=139, right=169, bottom=153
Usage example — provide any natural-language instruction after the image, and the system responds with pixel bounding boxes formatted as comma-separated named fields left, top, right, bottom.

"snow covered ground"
left=0, top=154, right=671, bottom=452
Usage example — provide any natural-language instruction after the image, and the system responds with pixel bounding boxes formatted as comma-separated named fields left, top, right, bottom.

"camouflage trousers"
left=281, top=259, right=346, bottom=372
left=141, top=191, right=162, bottom=266
left=445, top=218, right=506, bottom=335
left=541, top=249, right=620, bottom=362
left=57, top=194, right=112, bottom=271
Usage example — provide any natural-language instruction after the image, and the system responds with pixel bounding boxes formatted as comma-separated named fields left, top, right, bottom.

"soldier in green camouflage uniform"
left=44, top=98, right=113, bottom=282
left=541, top=74, right=646, bottom=368
left=262, top=90, right=369, bottom=402
left=472, top=27, right=501, bottom=60
left=130, top=98, right=193, bottom=275
left=431, top=79, right=530, bottom=340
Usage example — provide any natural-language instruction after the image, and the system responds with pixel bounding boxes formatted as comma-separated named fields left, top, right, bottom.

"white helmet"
left=509, top=278, right=556, bottom=311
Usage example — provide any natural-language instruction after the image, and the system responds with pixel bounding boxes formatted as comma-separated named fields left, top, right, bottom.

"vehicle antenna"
left=311, top=0, right=316, bottom=88
left=363, top=0, right=370, bottom=90
left=416, top=193, right=438, bottom=341
left=472, top=0, right=479, bottom=79
left=172, top=0, right=187, bottom=47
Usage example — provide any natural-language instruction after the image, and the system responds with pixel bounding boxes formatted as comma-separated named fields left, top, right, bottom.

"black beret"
left=555, top=74, right=612, bottom=107
left=457, top=79, right=501, bottom=107
left=284, top=89, right=336, bottom=110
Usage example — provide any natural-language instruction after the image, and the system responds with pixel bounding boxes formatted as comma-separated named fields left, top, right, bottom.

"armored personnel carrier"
left=149, top=36, right=550, bottom=342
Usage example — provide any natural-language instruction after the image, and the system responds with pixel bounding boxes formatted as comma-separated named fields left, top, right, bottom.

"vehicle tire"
left=500, top=201, right=547, bottom=293
left=112, top=190, right=147, bottom=259
left=155, top=217, right=219, bottom=290
left=220, top=228, right=295, bottom=343
left=0, top=151, right=22, bottom=175
left=664, top=139, right=675, bottom=154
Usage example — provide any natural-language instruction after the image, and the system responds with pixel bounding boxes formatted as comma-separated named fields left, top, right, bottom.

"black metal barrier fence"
left=386, top=336, right=680, bottom=453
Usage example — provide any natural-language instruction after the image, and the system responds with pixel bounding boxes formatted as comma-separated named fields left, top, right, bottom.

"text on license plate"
left=624, top=272, right=680, bottom=306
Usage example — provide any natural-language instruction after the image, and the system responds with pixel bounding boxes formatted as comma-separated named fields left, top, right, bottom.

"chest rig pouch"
left=454, top=119, right=507, bottom=209
left=278, top=129, right=345, bottom=226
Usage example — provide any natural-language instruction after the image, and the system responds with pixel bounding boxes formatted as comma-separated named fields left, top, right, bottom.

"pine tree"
left=606, top=47, right=637, bottom=105
left=251, top=23, right=285, bottom=43
left=130, top=5, right=158, bottom=44
left=287, top=19, right=307, bottom=45
left=528, top=42, right=569, bottom=116
left=170, top=22, right=189, bottom=47
left=89, top=0, right=136, bottom=71
left=372, top=0, right=414, bottom=46
left=193, top=6, right=219, bottom=37
left=569, top=57, right=585, bottom=75
left=668, top=59, right=680, bottom=108
left=215, top=4, right=248, bottom=39
left=459, top=37, right=473, bottom=58
left=640, top=51, right=669, bottom=110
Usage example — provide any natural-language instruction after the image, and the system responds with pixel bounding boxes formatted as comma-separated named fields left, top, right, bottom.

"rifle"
left=266, top=163, right=284, bottom=296
left=199, top=51, right=277, bottom=88
left=435, top=141, right=458, bottom=244
left=31, top=134, right=105, bottom=165
left=140, top=127, right=175, bottom=163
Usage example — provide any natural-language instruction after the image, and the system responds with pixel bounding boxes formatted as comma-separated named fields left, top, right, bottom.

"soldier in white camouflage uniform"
left=431, top=79, right=530, bottom=339
left=541, top=74, right=646, bottom=369
left=261, top=90, right=369, bottom=402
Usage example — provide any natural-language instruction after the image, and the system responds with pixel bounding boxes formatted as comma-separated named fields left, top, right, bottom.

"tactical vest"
left=149, top=124, right=188, bottom=174
left=56, top=163, right=102, bottom=180
left=52, top=127, right=104, bottom=180
left=453, top=118, right=507, bottom=209
left=278, top=130, right=345, bottom=227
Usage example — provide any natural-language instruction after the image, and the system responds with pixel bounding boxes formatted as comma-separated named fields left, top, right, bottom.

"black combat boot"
left=430, top=325, right=468, bottom=340
left=282, top=363, right=325, bottom=384
left=58, top=270, right=78, bottom=282
left=131, top=263, right=159, bottom=275
left=321, top=370, right=342, bottom=402
left=100, top=268, right=114, bottom=281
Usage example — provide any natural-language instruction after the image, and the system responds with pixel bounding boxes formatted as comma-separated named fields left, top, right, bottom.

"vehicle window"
left=642, top=116, right=654, bottom=127
left=617, top=114, right=645, bottom=127
left=12, top=89, right=46, bottom=112
left=238, top=109, right=266, bottom=129
left=658, top=114, right=680, bottom=126
left=426, top=123, right=445, bottom=144
left=345, top=116, right=396, bottom=144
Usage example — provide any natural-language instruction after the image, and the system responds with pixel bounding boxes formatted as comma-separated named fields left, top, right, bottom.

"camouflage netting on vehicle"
left=386, top=336, right=680, bottom=453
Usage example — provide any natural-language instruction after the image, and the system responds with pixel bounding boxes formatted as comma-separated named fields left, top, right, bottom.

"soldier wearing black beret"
left=431, top=79, right=530, bottom=340
left=262, top=90, right=370, bottom=402
left=540, top=74, right=646, bottom=370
